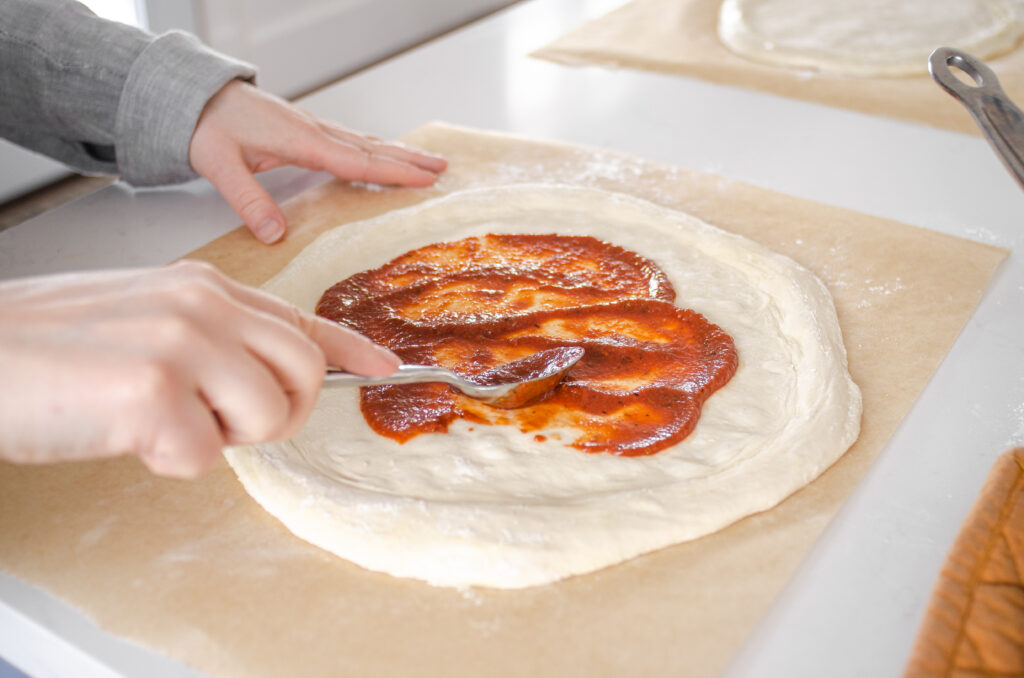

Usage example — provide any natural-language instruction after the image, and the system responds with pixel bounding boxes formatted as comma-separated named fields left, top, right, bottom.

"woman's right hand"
left=0, top=260, right=399, bottom=477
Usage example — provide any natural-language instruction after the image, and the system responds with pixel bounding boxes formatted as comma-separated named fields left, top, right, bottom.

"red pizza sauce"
left=315, top=234, right=738, bottom=456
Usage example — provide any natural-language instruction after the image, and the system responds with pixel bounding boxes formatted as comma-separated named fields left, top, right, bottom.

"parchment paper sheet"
left=0, top=123, right=1008, bottom=678
left=532, top=0, right=1024, bottom=136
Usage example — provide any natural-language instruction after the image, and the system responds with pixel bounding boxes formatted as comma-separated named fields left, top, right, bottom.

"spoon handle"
left=323, top=364, right=463, bottom=388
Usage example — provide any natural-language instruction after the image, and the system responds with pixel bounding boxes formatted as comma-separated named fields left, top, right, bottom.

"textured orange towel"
left=905, top=448, right=1024, bottom=677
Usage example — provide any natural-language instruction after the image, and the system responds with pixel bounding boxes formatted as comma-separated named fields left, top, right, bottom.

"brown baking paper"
left=532, top=0, right=1024, bottom=135
left=0, top=123, right=1009, bottom=678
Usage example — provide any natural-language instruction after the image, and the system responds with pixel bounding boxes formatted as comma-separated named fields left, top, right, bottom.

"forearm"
left=0, top=0, right=255, bottom=185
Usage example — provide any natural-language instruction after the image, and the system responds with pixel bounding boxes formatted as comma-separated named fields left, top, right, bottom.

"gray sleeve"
left=0, top=0, right=256, bottom=186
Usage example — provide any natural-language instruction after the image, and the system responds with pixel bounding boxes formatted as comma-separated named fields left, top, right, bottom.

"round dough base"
left=225, top=185, right=862, bottom=589
left=718, top=0, right=1024, bottom=77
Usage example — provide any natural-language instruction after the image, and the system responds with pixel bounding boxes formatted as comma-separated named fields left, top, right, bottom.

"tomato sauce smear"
left=315, top=234, right=738, bottom=456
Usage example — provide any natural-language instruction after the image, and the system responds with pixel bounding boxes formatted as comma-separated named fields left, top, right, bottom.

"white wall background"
left=190, top=0, right=515, bottom=98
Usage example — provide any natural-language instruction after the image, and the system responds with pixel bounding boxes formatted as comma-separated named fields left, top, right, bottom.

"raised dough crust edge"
left=718, top=0, right=1024, bottom=77
left=224, top=184, right=862, bottom=589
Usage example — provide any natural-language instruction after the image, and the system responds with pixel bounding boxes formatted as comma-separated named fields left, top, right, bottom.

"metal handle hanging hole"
left=946, top=55, right=983, bottom=87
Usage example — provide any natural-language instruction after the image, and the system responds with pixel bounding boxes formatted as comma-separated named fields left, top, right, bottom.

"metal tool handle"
left=929, top=46, right=1024, bottom=190
left=323, top=364, right=465, bottom=389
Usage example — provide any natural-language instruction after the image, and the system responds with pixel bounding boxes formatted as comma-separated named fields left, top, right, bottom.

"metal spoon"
left=323, top=346, right=584, bottom=409
left=929, top=46, right=1024, bottom=191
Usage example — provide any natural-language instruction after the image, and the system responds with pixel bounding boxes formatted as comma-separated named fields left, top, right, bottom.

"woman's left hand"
left=188, top=80, right=447, bottom=244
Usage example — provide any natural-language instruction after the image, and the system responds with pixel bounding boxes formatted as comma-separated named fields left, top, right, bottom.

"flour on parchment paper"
left=224, top=184, right=862, bottom=589
left=718, top=0, right=1024, bottom=77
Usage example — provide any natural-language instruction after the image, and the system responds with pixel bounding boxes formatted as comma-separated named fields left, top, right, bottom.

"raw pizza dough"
left=224, top=184, right=862, bottom=589
left=718, top=0, right=1024, bottom=77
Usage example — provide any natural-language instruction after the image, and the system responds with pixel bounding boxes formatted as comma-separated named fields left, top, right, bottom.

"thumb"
left=204, top=155, right=287, bottom=244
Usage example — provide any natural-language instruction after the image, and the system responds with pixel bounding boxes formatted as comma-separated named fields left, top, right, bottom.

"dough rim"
left=717, top=0, right=1024, bottom=77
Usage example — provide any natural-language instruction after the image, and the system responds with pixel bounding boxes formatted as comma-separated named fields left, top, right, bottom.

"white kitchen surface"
left=2, top=0, right=1024, bottom=676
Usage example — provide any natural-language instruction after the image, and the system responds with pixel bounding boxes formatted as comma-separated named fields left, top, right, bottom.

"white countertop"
left=3, top=0, right=1024, bottom=676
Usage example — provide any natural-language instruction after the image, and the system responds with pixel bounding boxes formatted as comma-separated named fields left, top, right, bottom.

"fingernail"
left=256, top=218, right=284, bottom=243
left=366, top=342, right=401, bottom=369
left=421, top=152, right=447, bottom=168
left=373, top=343, right=401, bottom=365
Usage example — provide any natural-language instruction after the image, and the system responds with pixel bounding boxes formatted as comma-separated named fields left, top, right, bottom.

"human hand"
left=188, top=80, right=448, bottom=244
left=0, top=261, right=399, bottom=477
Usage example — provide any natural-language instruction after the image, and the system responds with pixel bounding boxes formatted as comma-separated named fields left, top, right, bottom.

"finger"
left=143, top=268, right=321, bottom=444
left=138, top=391, right=225, bottom=478
left=193, top=345, right=293, bottom=445
left=319, top=122, right=447, bottom=174
left=316, top=137, right=440, bottom=187
left=208, top=275, right=400, bottom=376
left=136, top=288, right=295, bottom=446
left=231, top=309, right=327, bottom=440
left=201, top=152, right=286, bottom=244
left=304, top=315, right=400, bottom=376
left=207, top=272, right=318, bottom=328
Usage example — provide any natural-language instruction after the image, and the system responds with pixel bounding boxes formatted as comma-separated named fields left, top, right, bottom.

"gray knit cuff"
left=115, top=30, right=255, bottom=186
